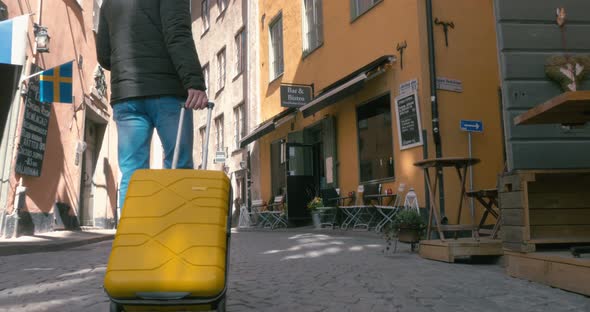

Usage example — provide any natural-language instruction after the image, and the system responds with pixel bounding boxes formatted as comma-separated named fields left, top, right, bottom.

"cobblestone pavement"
left=0, top=228, right=588, bottom=312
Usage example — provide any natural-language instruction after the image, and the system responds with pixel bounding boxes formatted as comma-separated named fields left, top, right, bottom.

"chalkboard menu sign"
left=16, top=66, right=51, bottom=177
left=394, top=92, right=423, bottom=150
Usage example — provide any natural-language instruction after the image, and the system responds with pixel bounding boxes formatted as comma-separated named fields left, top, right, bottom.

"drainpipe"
left=426, top=0, right=446, bottom=221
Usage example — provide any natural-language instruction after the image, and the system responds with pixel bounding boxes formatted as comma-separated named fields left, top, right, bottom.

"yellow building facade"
left=247, top=0, right=503, bottom=226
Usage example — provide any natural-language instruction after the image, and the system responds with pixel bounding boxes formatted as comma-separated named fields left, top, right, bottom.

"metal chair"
left=374, top=183, right=406, bottom=233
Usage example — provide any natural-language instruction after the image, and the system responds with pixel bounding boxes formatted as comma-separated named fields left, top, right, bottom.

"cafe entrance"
left=279, top=116, right=337, bottom=224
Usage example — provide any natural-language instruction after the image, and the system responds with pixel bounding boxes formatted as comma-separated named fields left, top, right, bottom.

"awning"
left=300, top=55, right=396, bottom=118
left=239, top=108, right=297, bottom=148
left=239, top=121, right=275, bottom=149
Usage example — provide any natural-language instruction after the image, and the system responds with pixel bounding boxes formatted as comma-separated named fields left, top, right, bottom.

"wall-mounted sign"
left=395, top=92, right=424, bottom=150
left=437, top=77, right=463, bottom=93
left=214, top=150, right=226, bottom=164
left=16, top=65, right=51, bottom=177
left=460, top=120, right=483, bottom=133
left=280, top=84, right=312, bottom=108
left=399, top=79, right=418, bottom=96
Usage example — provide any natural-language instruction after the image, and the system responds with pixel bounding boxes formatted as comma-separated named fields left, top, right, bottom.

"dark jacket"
left=96, top=0, right=206, bottom=104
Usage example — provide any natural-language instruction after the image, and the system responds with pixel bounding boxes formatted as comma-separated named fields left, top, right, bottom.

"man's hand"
left=185, top=89, right=208, bottom=110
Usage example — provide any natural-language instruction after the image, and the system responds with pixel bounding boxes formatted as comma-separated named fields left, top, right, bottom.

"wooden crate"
left=498, top=170, right=590, bottom=252
left=505, top=250, right=590, bottom=296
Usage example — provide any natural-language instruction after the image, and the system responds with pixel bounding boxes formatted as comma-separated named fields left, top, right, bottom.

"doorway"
left=80, top=120, right=97, bottom=226
left=79, top=118, right=106, bottom=227
left=0, top=64, right=20, bottom=142
left=286, top=142, right=315, bottom=223
left=305, top=123, right=325, bottom=194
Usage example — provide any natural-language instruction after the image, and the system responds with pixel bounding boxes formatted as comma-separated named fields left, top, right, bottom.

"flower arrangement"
left=307, top=196, right=324, bottom=212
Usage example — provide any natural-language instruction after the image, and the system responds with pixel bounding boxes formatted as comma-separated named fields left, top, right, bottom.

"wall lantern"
left=33, top=23, right=50, bottom=53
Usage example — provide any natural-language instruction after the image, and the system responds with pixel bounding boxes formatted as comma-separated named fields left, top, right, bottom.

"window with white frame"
left=218, top=0, right=228, bottom=15
left=235, top=28, right=246, bottom=76
left=215, top=115, right=224, bottom=152
left=201, top=0, right=210, bottom=34
left=351, top=0, right=380, bottom=19
left=202, top=63, right=209, bottom=94
left=202, top=63, right=209, bottom=95
left=217, top=48, right=226, bottom=92
left=92, top=0, right=102, bottom=33
left=302, top=0, right=323, bottom=54
left=199, top=126, right=206, bottom=167
left=233, top=104, right=246, bottom=150
left=269, top=14, right=284, bottom=80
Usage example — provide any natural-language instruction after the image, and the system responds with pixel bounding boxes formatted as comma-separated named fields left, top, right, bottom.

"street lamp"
left=33, top=23, right=50, bottom=53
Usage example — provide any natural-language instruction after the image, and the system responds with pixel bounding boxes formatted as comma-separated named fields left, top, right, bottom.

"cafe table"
left=414, top=157, right=481, bottom=241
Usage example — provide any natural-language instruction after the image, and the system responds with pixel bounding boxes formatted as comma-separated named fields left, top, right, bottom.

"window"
left=92, top=0, right=102, bottom=33
left=351, top=0, right=380, bottom=20
left=233, top=104, right=246, bottom=150
left=269, top=14, right=284, bottom=80
left=199, top=126, right=206, bottom=166
left=235, top=28, right=246, bottom=76
left=201, top=0, right=210, bottom=34
left=217, top=48, right=226, bottom=93
left=302, top=0, right=323, bottom=55
left=215, top=115, right=224, bottom=152
left=217, top=0, right=228, bottom=15
left=202, top=63, right=209, bottom=95
left=356, top=94, right=394, bottom=182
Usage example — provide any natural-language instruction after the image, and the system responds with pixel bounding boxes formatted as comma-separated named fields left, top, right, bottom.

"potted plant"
left=307, top=196, right=324, bottom=228
left=383, top=209, right=425, bottom=253
left=393, top=209, right=425, bottom=243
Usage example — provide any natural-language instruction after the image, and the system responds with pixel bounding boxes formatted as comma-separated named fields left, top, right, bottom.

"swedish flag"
left=39, top=61, right=73, bottom=104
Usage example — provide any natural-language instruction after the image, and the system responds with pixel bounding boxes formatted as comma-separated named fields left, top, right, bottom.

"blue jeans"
left=113, top=96, right=194, bottom=209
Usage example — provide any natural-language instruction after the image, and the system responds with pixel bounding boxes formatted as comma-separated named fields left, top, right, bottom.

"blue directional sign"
left=460, top=120, right=483, bottom=133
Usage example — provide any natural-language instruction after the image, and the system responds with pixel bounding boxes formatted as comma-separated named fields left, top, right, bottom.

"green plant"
left=391, top=209, right=426, bottom=233
left=307, top=197, right=323, bottom=212
left=382, top=209, right=426, bottom=254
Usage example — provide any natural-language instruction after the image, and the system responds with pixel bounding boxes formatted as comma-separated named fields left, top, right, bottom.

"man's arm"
left=160, top=0, right=206, bottom=92
left=96, top=1, right=111, bottom=71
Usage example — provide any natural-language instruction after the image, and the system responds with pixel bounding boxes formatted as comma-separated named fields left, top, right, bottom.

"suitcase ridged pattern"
left=105, top=170, right=231, bottom=300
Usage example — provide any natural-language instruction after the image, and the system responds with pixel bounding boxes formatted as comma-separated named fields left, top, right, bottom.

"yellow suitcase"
left=104, top=104, right=231, bottom=312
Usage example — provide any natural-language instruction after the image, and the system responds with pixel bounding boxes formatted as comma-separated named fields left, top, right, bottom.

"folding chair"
left=266, top=195, right=288, bottom=229
left=249, top=199, right=270, bottom=228
left=374, top=184, right=406, bottom=233
left=316, top=188, right=340, bottom=229
left=345, top=184, right=378, bottom=231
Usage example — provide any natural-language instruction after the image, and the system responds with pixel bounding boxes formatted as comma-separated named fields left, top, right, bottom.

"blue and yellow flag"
left=39, top=61, right=73, bottom=104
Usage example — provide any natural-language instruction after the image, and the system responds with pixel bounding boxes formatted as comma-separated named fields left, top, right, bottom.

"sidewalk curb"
left=0, top=233, right=115, bottom=257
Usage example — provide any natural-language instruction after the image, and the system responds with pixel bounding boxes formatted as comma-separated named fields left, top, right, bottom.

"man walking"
left=96, top=0, right=208, bottom=209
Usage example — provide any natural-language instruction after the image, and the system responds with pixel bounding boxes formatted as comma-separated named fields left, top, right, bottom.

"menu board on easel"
left=394, top=92, right=423, bottom=150
left=15, top=65, right=51, bottom=177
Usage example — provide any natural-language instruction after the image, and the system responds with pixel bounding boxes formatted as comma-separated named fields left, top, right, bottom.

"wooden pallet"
left=506, top=250, right=590, bottom=296
left=498, top=170, right=590, bottom=253
left=419, top=237, right=503, bottom=263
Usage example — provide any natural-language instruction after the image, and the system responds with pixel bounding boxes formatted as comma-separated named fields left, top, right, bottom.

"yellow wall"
left=258, top=0, right=502, bottom=225
left=428, top=0, right=503, bottom=224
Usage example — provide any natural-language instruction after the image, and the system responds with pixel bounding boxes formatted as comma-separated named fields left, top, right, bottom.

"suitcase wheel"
left=216, top=296, right=226, bottom=312
left=110, top=301, right=123, bottom=312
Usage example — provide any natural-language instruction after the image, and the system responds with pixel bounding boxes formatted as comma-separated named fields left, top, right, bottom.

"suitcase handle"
left=172, top=102, right=215, bottom=170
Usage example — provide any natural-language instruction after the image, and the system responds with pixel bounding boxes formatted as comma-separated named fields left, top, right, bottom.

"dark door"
left=286, top=143, right=315, bottom=224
